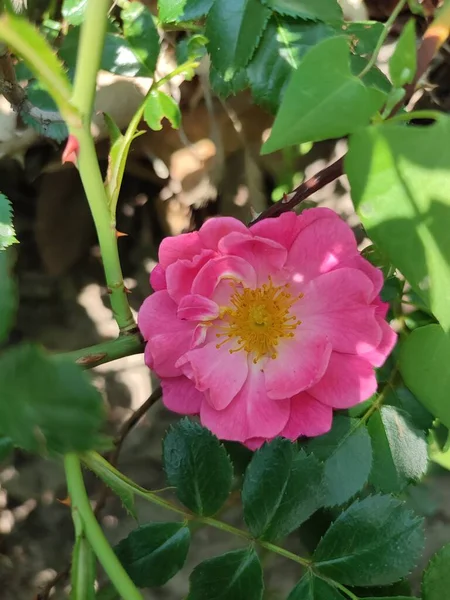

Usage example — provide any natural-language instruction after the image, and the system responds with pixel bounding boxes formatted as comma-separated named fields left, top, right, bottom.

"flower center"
left=216, top=278, right=302, bottom=363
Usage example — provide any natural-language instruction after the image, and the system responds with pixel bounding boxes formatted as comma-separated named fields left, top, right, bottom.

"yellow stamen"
left=215, top=277, right=302, bottom=363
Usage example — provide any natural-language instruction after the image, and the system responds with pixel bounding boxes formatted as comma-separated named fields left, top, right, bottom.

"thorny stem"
left=58, top=333, right=144, bottom=369
left=64, top=454, right=143, bottom=600
left=69, top=0, right=135, bottom=333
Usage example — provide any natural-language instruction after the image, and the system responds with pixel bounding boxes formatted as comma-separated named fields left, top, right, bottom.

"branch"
left=251, top=157, right=344, bottom=225
left=0, top=45, right=65, bottom=133
left=57, top=331, right=144, bottom=369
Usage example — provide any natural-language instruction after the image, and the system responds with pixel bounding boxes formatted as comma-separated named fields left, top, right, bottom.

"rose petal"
left=150, top=264, right=167, bottom=291
left=166, top=249, right=215, bottom=303
left=361, top=316, right=397, bottom=367
left=338, top=256, right=384, bottom=301
left=199, top=216, right=249, bottom=249
left=191, top=255, right=257, bottom=299
left=159, top=231, right=202, bottom=269
left=264, top=330, right=332, bottom=399
left=296, top=269, right=382, bottom=354
left=177, top=294, right=220, bottom=321
left=309, top=352, right=377, bottom=409
left=285, top=213, right=358, bottom=284
left=200, top=361, right=289, bottom=442
left=218, top=232, right=287, bottom=282
left=179, top=342, right=248, bottom=410
left=281, top=392, right=333, bottom=440
left=161, top=376, right=203, bottom=414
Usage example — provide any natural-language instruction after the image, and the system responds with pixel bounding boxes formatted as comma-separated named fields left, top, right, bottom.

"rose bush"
left=139, top=208, right=396, bottom=449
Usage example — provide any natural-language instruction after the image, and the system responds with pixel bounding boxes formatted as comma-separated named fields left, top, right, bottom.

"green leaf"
left=389, top=19, right=417, bottom=88
left=422, top=542, right=450, bottom=600
left=242, top=439, right=323, bottom=540
left=247, top=17, right=336, bottom=112
left=400, top=324, right=450, bottom=430
left=0, top=192, right=17, bottom=251
left=159, top=0, right=214, bottom=21
left=368, top=406, right=428, bottom=493
left=163, top=418, right=233, bottom=516
left=313, top=495, right=424, bottom=586
left=210, top=65, right=248, bottom=98
left=0, top=251, right=16, bottom=344
left=205, top=0, right=270, bottom=80
left=143, top=90, right=181, bottom=131
left=287, top=572, right=345, bottom=599
left=187, top=547, right=263, bottom=600
left=60, top=27, right=151, bottom=77
left=71, top=534, right=96, bottom=600
left=364, top=598, right=419, bottom=600
left=342, top=21, right=385, bottom=55
left=21, top=81, right=68, bottom=142
left=104, top=112, right=145, bottom=216
left=0, top=437, right=13, bottom=462
left=346, top=116, right=450, bottom=332
left=122, top=2, right=160, bottom=76
left=62, top=0, right=87, bottom=25
left=0, top=12, right=74, bottom=119
left=262, top=36, right=385, bottom=153
left=0, top=344, right=106, bottom=455
left=176, top=34, right=208, bottom=65
left=385, top=386, right=434, bottom=432
left=261, top=0, right=343, bottom=21
left=307, top=416, right=372, bottom=506
left=115, top=522, right=190, bottom=587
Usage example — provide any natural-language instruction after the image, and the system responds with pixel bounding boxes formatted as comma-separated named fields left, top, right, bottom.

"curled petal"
left=177, top=294, right=219, bottom=321
left=281, top=392, right=333, bottom=440
left=200, top=361, right=289, bottom=443
left=309, top=352, right=377, bottom=409
left=264, top=330, right=332, bottom=399
left=159, top=231, right=202, bottom=269
left=166, top=249, right=215, bottom=303
left=178, top=342, right=248, bottom=410
left=161, top=376, right=202, bottom=415
left=285, top=213, right=358, bottom=284
left=150, top=264, right=167, bottom=291
left=199, top=216, right=248, bottom=249
left=361, top=316, right=397, bottom=367
left=191, top=255, right=257, bottom=299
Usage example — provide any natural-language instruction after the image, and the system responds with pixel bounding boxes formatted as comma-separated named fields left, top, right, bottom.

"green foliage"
left=400, top=324, right=450, bottom=430
left=0, top=251, right=17, bottom=344
left=0, top=344, right=106, bottom=455
left=163, top=418, right=233, bottom=516
left=115, top=523, right=190, bottom=587
left=313, top=495, right=424, bottom=586
left=242, top=439, right=323, bottom=540
left=143, top=90, right=181, bottom=131
left=122, top=2, right=160, bottom=76
left=346, top=116, right=450, bottom=332
left=62, top=0, right=87, bottom=26
left=287, top=572, right=345, bottom=599
left=247, top=17, right=336, bottom=112
left=0, top=437, right=13, bottom=462
left=368, top=406, right=428, bottom=493
left=307, top=416, right=372, bottom=506
left=422, top=543, right=450, bottom=600
left=261, top=0, right=343, bottom=21
left=206, top=0, right=270, bottom=80
left=0, top=192, right=18, bottom=251
left=187, top=547, right=263, bottom=600
left=262, top=36, right=385, bottom=152
left=389, top=19, right=417, bottom=88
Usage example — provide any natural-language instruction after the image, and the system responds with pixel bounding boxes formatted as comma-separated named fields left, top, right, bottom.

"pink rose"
left=138, top=208, right=397, bottom=449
